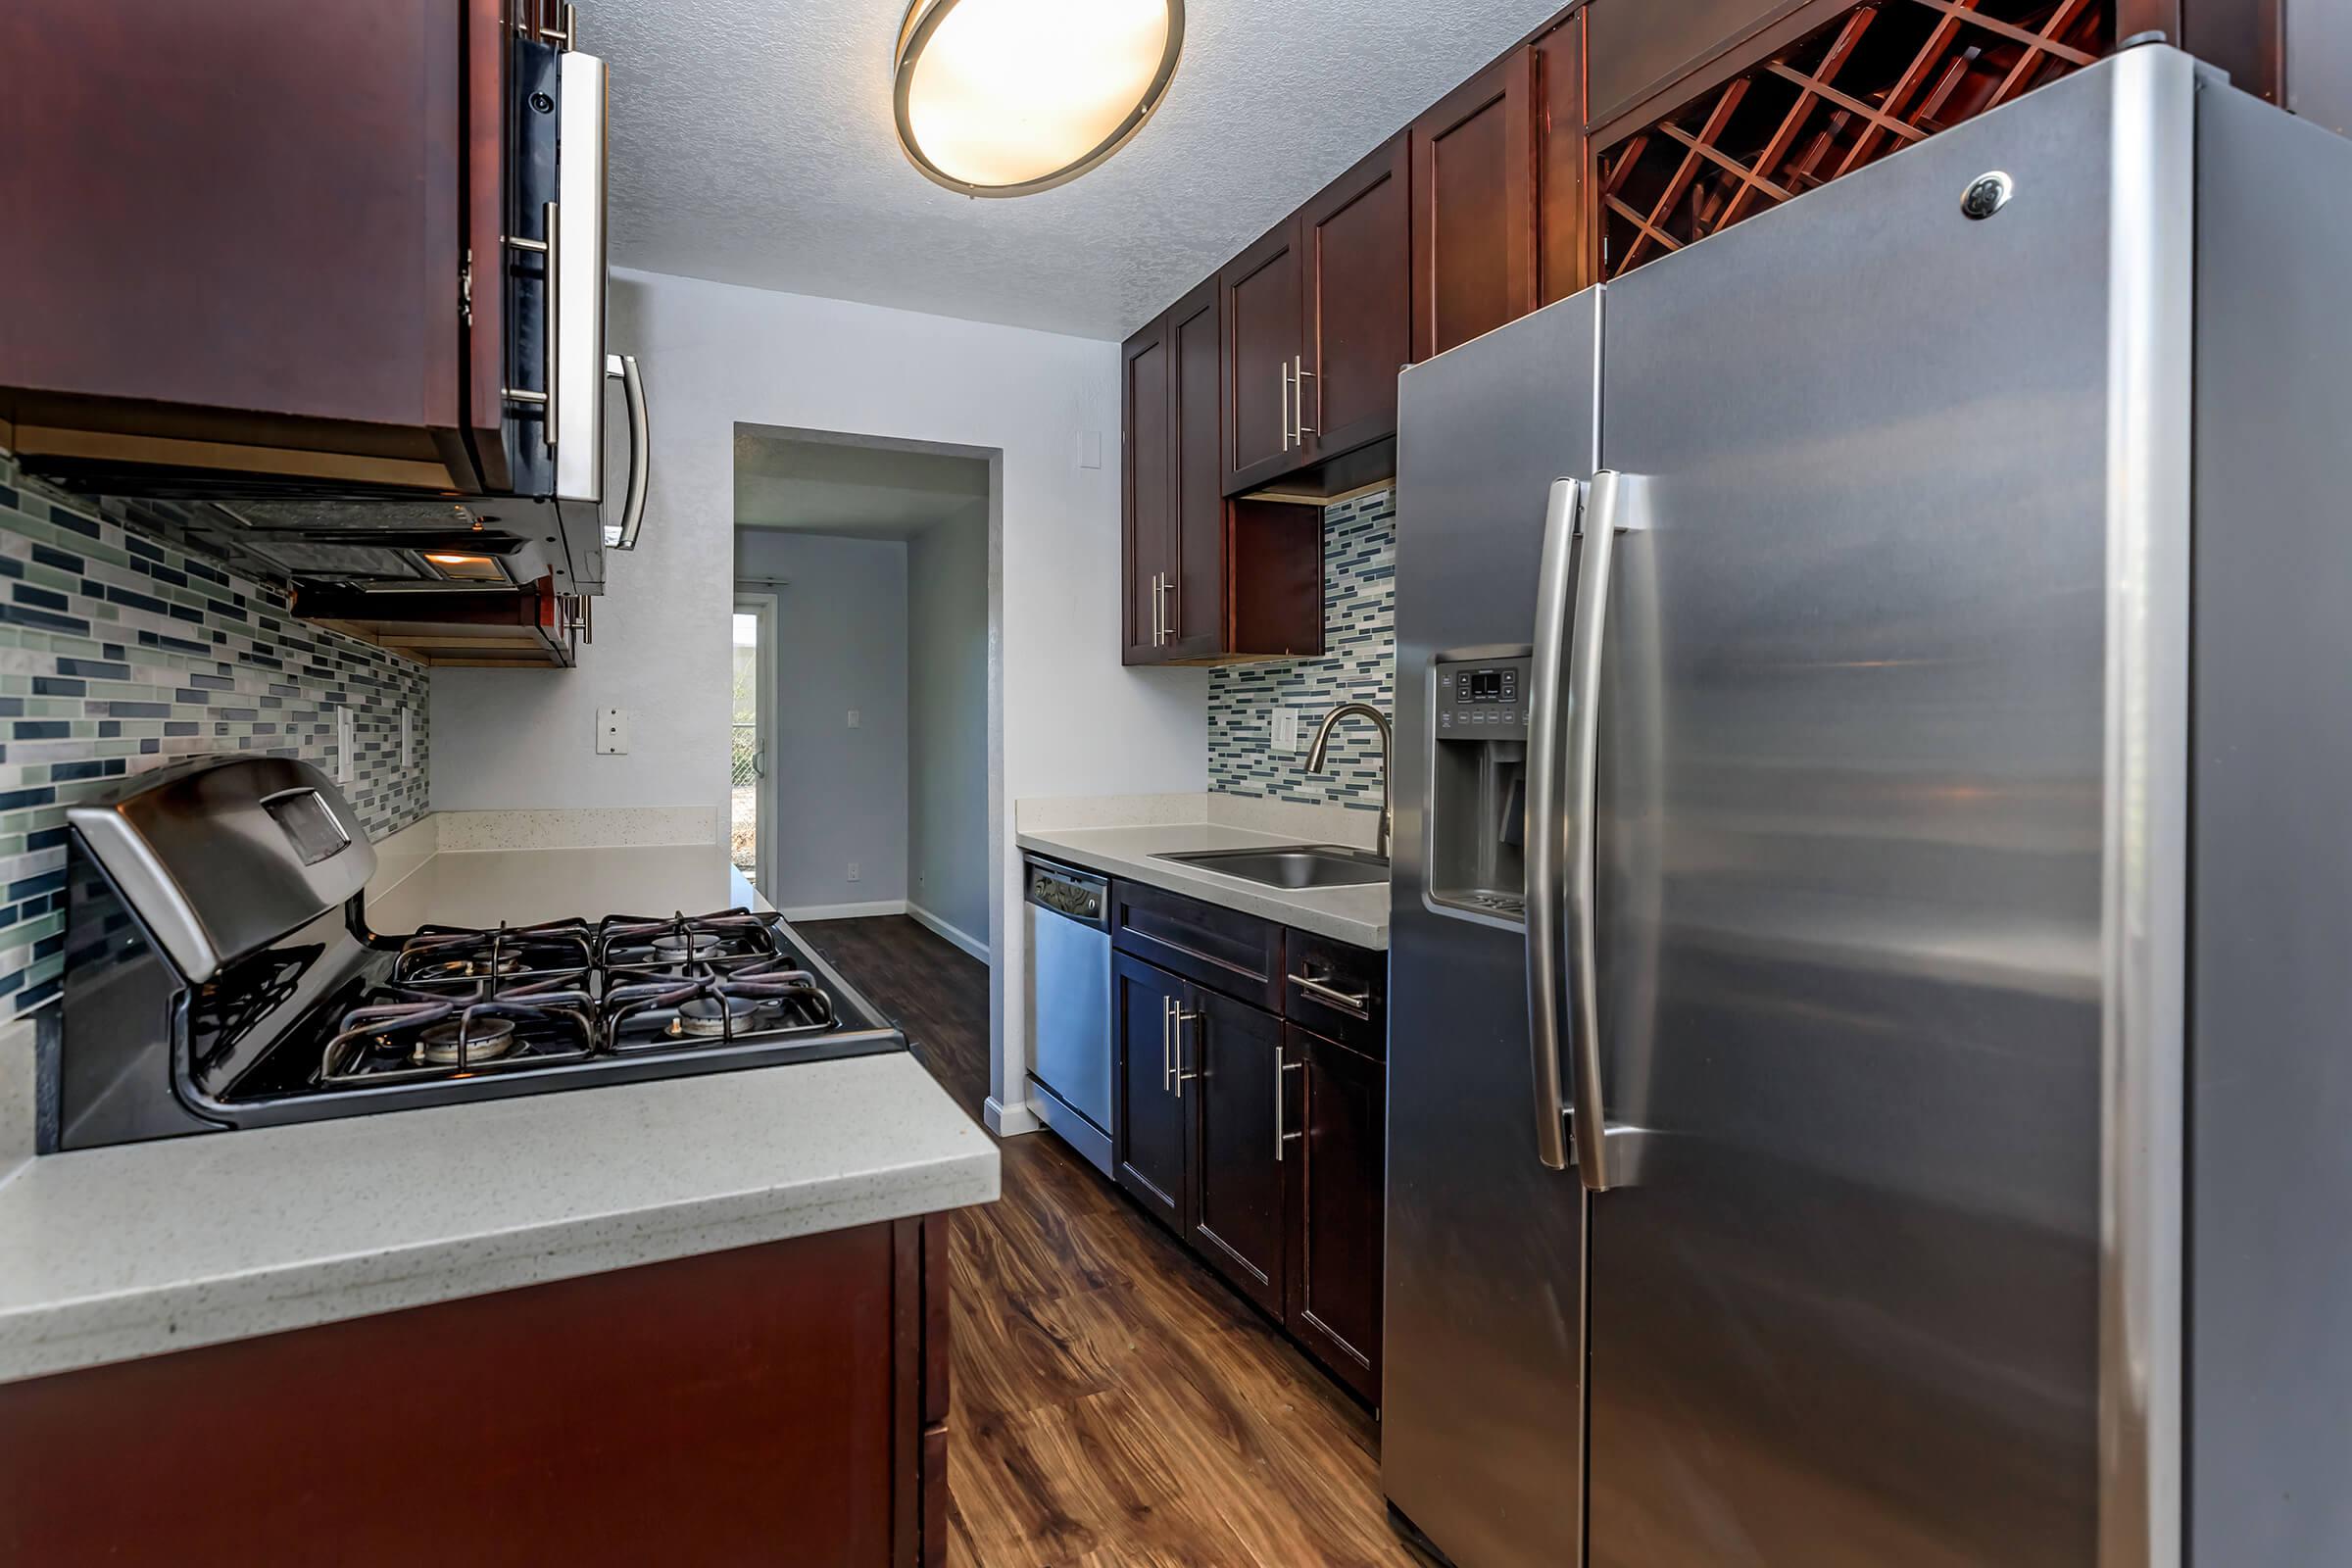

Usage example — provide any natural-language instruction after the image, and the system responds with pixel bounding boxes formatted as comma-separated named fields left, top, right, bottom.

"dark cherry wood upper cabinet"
left=1165, top=279, right=1227, bottom=662
left=1297, top=134, right=1412, bottom=461
left=1584, top=0, right=1801, bottom=127
left=1187, top=986, right=1291, bottom=1318
left=1533, top=12, right=1591, bottom=307
left=1219, top=223, right=1305, bottom=495
left=1410, top=49, right=1538, bottom=363
left=0, top=0, right=490, bottom=490
left=1121, top=313, right=1176, bottom=665
left=1284, top=1025, right=1385, bottom=1404
left=1124, top=277, right=1321, bottom=665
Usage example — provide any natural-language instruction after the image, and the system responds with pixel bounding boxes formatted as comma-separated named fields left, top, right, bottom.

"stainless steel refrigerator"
left=1385, top=43, right=2352, bottom=1568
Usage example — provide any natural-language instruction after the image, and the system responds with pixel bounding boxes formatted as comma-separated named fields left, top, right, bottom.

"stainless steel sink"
left=1153, top=844, right=1389, bottom=890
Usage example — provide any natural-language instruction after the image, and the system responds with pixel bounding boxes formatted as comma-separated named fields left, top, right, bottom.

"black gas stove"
left=46, top=759, right=906, bottom=1152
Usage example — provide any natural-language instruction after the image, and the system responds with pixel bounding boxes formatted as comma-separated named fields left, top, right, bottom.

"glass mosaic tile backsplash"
left=0, top=455, right=430, bottom=1017
left=1207, top=489, right=1396, bottom=814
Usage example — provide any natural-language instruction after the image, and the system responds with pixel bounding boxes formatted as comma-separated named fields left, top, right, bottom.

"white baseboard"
left=985, top=1097, right=1041, bottom=1137
left=776, top=899, right=907, bottom=921
left=906, top=902, right=990, bottom=964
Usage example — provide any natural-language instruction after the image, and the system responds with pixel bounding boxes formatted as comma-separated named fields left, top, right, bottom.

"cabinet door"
left=1120, top=314, right=1176, bottom=665
left=1410, top=49, right=1538, bottom=362
left=1298, top=133, right=1410, bottom=460
left=1584, top=0, right=1795, bottom=129
left=1112, top=953, right=1190, bottom=1228
left=0, top=0, right=477, bottom=489
left=1185, top=987, right=1290, bottom=1317
left=1165, top=277, right=1227, bottom=662
left=1219, top=220, right=1304, bottom=495
left=1285, top=1026, right=1385, bottom=1403
left=1533, top=12, right=1590, bottom=307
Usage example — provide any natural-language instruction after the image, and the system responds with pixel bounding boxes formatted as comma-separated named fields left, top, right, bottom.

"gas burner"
left=601, top=956, right=840, bottom=1053
left=673, top=994, right=769, bottom=1038
left=408, top=954, right=525, bottom=985
left=596, top=908, right=787, bottom=982
left=317, top=983, right=597, bottom=1087
left=394, top=919, right=594, bottom=991
left=416, top=1014, right=518, bottom=1064
left=654, top=931, right=724, bottom=961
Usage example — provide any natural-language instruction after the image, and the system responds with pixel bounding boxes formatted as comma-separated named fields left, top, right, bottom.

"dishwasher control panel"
left=1026, top=859, right=1106, bottom=923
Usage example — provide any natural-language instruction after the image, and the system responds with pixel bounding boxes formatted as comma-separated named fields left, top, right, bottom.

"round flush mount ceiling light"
left=894, top=0, right=1185, bottom=197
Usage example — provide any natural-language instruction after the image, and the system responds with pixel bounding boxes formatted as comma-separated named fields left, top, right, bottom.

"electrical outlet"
left=334, top=708, right=355, bottom=784
left=846, top=709, right=860, bottom=730
left=597, top=708, right=629, bottom=755
left=399, top=707, right=414, bottom=770
left=847, top=860, right=861, bottom=883
left=1272, top=710, right=1300, bottom=752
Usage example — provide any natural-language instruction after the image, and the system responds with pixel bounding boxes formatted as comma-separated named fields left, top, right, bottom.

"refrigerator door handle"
left=1523, top=476, right=1584, bottom=1171
left=1566, top=468, right=1644, bottom=1191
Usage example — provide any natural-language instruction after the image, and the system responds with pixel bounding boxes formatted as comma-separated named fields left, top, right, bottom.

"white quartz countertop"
left=1014, top=821, right=1390, bottom=950
left=0, top=842, right=999, bottom=1385
left=366, top=842, right=765, bottom=929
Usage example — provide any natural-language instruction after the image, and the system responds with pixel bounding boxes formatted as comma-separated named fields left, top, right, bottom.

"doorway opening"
left=728, top=425, right=999, bottom=965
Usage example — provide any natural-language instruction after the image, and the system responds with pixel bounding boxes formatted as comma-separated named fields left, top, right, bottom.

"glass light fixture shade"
left=894, top=0, right=1186, bottom=197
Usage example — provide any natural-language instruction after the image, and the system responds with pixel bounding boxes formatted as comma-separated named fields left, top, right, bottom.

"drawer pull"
left=1288, top=970, right=1371, bottom=1017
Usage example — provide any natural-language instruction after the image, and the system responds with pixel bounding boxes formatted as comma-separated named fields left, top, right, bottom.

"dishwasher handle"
left=1025, top=857, right=1110, bottom=930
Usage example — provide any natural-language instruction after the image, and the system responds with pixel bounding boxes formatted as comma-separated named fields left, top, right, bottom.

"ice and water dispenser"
left=1427, top=653, right=1533, bottom=924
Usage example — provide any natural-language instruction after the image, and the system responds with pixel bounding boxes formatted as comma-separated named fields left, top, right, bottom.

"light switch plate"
left=334, top=708, right=355, bottom=784
left=1272, top=710, right=1300, bottom=752
left=399, top=707, right=414, bottom=770
left=1080, top=430, right=1103, bottom=469
left=847, top=709, right=861, bottom=730
left=847, top=860, right=861, bottom=883
left=597, top=708, right=629, bottom=755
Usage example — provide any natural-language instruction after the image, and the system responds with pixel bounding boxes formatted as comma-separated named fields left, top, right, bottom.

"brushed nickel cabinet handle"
left=1161, top=995, right=1176, bottom=1093
left=1280, top=362, right=1293, bottom=452
left=1275, top=1056, right=1304, bottom=1162
left=1294, top=355, right=1316, bottom=437
left=1286, top=969, right=1370, bottom=1018
left=1173, top=1005, right=1202, bottom=1097
left=1158, top=573, right=1177, bottom=644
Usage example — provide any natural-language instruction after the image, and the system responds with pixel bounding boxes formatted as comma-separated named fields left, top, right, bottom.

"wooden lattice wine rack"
left=1596, top=0, right=2117, bottom=280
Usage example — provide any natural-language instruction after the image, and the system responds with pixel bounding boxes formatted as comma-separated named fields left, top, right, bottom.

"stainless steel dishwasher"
left=1023, top=856, right=1113, bottom=1177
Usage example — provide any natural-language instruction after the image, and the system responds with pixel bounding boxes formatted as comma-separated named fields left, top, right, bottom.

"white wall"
left=735, top=528, right=909, bottom=914
left=906, top=505, right=989, bottom=952
left=432, top=268, right=1210, bottom=1127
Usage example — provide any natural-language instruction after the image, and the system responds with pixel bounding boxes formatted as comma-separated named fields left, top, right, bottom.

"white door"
left=732, top=593, right=778, bottom=897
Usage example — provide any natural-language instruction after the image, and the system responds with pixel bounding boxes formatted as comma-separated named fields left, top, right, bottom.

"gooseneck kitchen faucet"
left=1306, top=702, right=1393, bottom=860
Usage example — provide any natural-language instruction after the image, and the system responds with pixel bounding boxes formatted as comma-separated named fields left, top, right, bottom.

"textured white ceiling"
left=593, top=0, right=1568, bottom=340
left=735, top=427, right=989, bottom=539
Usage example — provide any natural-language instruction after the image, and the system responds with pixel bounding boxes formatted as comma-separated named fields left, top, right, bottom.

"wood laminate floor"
left=795, top=916, right=1426, bottom=1568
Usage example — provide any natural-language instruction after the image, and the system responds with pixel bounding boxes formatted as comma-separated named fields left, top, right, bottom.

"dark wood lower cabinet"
left=1288, top=1025, right=1387, bottom=1403
left=1187, top=986, right=1291, bottom=1317
left=1114, top=949, right=1191, bottom=1228
left=0, top=1216, right=955, bottom=1567
left=1109, top=901, right=1388, bottom=1406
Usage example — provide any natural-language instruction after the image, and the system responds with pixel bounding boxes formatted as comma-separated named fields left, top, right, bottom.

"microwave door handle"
left=1565, top=469, right=1643, bottom=1192
left=1523, top=476, right=1583, bottom=1171
left=606, top=353, right=650, bottom=550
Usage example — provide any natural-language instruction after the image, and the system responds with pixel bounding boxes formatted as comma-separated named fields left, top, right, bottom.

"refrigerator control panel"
left=1435, top=656, right=1531, bottom=739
